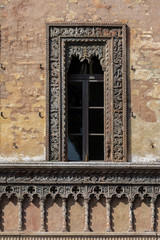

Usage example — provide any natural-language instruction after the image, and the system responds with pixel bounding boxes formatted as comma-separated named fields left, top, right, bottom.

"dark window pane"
left=68, top=82, right=82, bottom=107
left=89, top=109, right=104, bottom=133
left=89, top=82, right=103, bottom=106
left=68, top=57, right=89, bottom=74
left=89, top=136, right=104, bottom=160
left=68, top=109, right=82, bottom=133
left=68, top=56, right=103, bottom=74
left=89, top=56, right=103, bottom=74
left=68, top=57, right=82, bottom=74
left=68, top=136, right=82, bottom=161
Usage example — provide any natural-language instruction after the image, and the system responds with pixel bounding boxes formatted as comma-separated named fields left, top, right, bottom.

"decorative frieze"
left=0, top=166, right=159, bottom=233
left=0, top=184, right=158, bottom=201
left=1, top=171, right=160, bottom=185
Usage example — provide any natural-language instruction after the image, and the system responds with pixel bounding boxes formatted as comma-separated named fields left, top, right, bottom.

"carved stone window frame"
left=46, top=23, right=127, bottom=162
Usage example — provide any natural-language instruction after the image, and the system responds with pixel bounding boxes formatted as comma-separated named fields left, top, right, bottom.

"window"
left=68, top=57, right=104, bottom=161
left=47, top=23, right=127, bottom=162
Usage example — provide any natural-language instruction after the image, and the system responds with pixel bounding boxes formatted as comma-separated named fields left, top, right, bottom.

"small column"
left=40, top=198, right=46, bottom=232
left=151, top=198, right=156, bottom=232
left=18, top=197, right=23, bottom=232
left=84, top=198, right=90, bottom=232
left=128, top=199, right=134, bottom=232
left=106, top=197, right=112, bottom=232
left=62, top=198, right=68, bottom=232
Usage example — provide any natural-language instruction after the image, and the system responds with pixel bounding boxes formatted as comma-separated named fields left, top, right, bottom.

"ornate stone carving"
left=0, top=166, right=160, bottom=233
left=0, top=179, right=159, bottom=205
left=66, top=44, right=105, bottom=72
left=61, top=38, right=108, bottom=161
left=47, top=23, right=127, bottom=162
left=112, top=37, right=124, bottom=161
left=2, top=169, right=160, bottom=185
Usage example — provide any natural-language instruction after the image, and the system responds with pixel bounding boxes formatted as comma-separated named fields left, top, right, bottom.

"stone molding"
left=0, top=232, right=159, bottom=240
left=0, top=162, right=160, bottom=170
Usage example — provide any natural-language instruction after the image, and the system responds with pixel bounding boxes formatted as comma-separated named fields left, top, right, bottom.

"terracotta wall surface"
left=0, top=0, right=160, bottom=162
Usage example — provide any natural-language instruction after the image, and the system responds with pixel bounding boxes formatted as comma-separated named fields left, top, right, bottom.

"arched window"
left=67, top=56, right=104, bottom=161
left=47, top=24, right=127, bottom=162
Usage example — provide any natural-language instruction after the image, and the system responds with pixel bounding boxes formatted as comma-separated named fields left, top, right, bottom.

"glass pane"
left=68, top=109, right=82, bottom=133
left=68, top=82, right=82, bottom=107
left=68, top=135, right=82, bottom=161
left=89, top=56, right=103, bottom=74
left=89, top=109, right=104, bottom=133
left=89, top=136, right=104, bottom=160
left=68, top=57, right=81, bottom=74
left=89, top=82, right=103, bottom=106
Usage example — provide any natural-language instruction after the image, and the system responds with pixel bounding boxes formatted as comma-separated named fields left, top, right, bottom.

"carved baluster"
left=84, top=198, right=90, bottom=232
left=18, top=197, right=23, bottom=232
left=40, top=198, right=46, bottom=232
left=151, top=198, right=156, bottom=232
left=62, top=198, right=68, bottom=232
left=106, top=197, right=112, bottom=232
left=128, top=199, right=134, bottom=232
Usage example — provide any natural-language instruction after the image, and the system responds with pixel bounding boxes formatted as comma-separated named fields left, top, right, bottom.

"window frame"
left=46, top=23, right=127, bottom=162
left=68, top=73, right=104, bottom=162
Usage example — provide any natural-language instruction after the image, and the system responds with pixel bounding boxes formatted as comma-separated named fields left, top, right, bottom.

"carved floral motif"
left=47, top=24, right=127, bottom=162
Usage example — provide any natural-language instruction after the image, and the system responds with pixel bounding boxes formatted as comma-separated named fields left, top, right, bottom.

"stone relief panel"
left=47, top=23, right=127, bottom=162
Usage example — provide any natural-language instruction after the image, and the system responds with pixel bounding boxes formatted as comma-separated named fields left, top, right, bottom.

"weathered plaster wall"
left=0, top=0, right=160, bottom=162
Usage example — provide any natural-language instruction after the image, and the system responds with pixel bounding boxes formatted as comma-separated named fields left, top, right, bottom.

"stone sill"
left=0, top=162, right=160, bottom=169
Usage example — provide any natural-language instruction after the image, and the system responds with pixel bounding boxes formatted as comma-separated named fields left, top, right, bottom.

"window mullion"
left=82, top=79, right=89, bottom=161
left=85, top=79, right=89, bottom=162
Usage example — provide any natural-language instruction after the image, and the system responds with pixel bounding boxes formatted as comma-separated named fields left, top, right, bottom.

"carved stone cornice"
left=0, top=164, right=160, bottom=200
